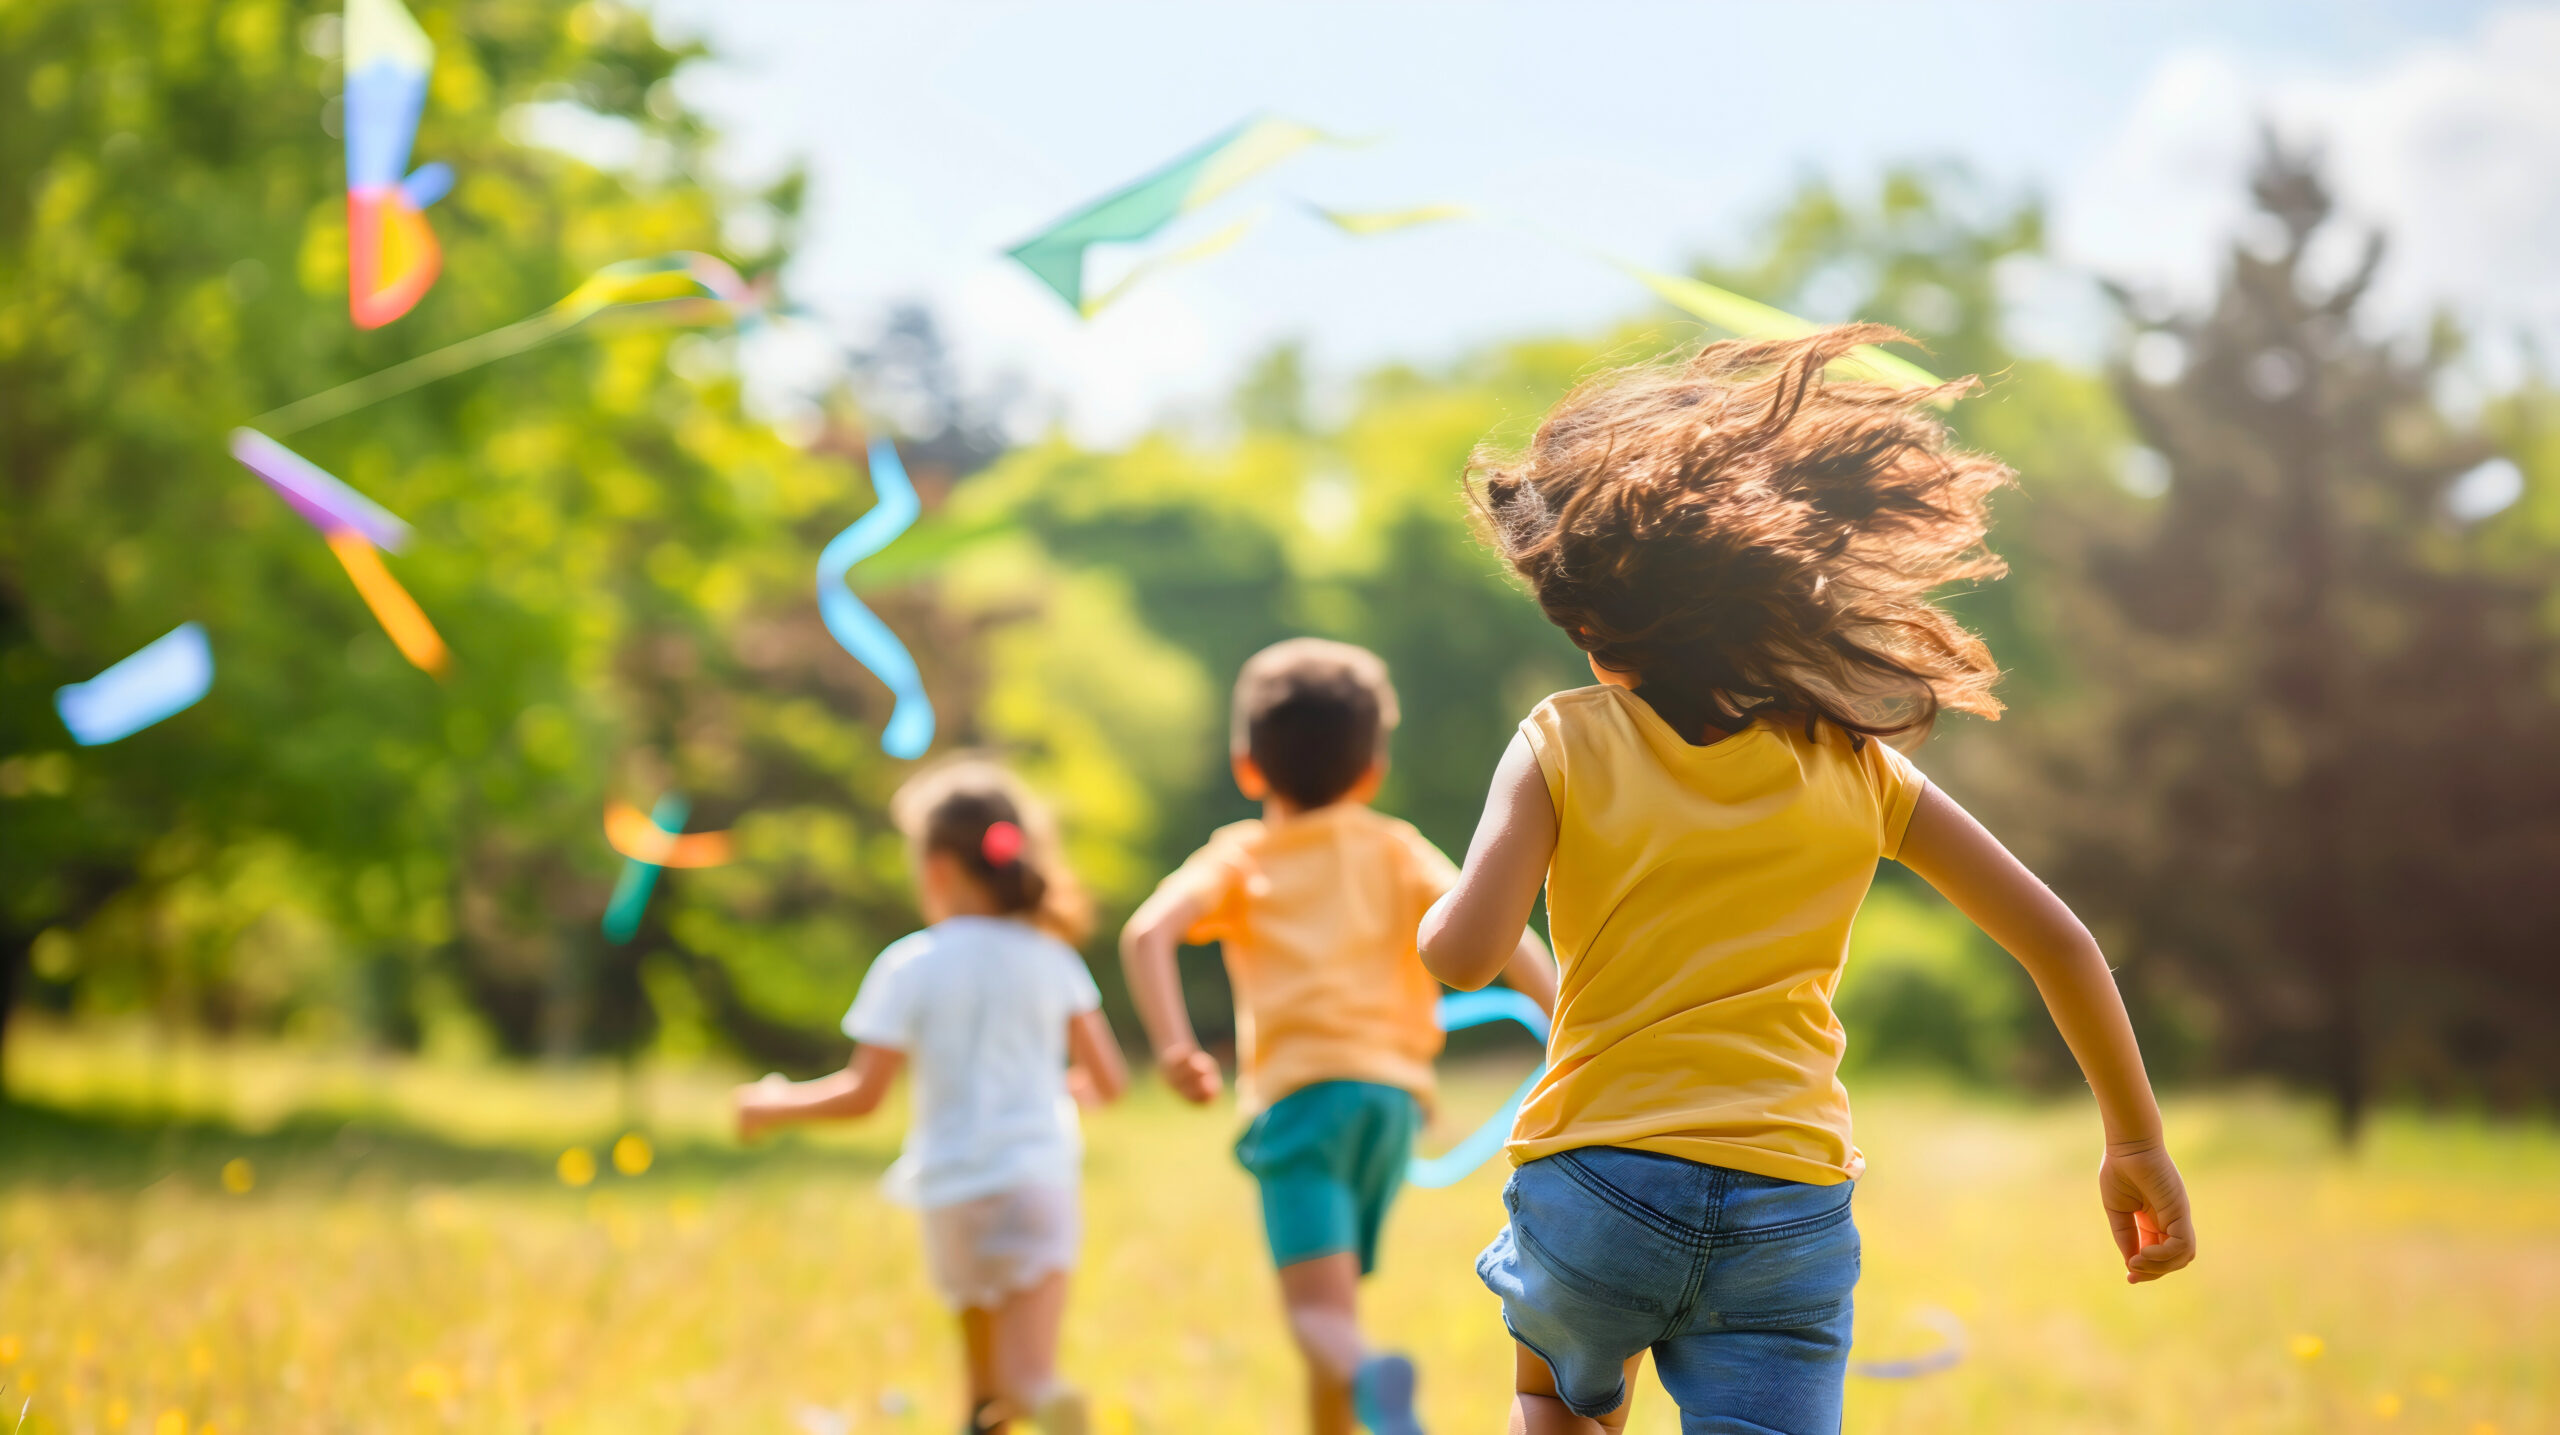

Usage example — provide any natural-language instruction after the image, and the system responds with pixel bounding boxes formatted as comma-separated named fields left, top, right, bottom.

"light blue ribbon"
left=55, top=622, right=215, bottom=746
left=1406, top=987, right=1550, bottom=1188
left=816, top=438, right=935, bottom=760
left=601, top=792, right=686, bottom=944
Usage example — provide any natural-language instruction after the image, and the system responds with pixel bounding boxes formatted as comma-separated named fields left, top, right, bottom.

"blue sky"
left=639, top=1, right=2556, bottom=439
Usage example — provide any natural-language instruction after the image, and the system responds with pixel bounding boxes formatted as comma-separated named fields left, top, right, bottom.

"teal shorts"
left=1234, top=1079, right=1421, bottom=1275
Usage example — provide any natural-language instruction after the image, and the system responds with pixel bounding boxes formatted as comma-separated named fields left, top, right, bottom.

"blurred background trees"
left=5, top=0, right=2556, bottom=1127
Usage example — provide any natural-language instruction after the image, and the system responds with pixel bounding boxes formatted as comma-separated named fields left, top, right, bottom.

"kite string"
left=252, top=307, right=581, bottom=436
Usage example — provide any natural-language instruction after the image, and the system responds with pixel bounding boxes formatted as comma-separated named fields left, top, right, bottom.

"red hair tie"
left=981, top=820, right=1025, bottom=867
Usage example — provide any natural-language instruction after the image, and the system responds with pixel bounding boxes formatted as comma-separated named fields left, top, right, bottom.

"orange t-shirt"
left=1167, top=805, right=1460, bottom=1113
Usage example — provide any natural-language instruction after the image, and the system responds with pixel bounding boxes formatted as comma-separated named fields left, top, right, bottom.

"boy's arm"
left=1896, top=782, right=2196, bottom=1284
left=1420, top=733, right=1559, bottom=991
left=1065, top=1007, right=1130, bottom=1106
left=733, top=1044, right=905, bottom=1142
left=1118, top=884, right=1224, bottom=1103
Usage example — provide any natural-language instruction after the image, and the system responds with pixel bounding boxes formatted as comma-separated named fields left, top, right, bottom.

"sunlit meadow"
left=2, top=1024, right=2554, bottom=1435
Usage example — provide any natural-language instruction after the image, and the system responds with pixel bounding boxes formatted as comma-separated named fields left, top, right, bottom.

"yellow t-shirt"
left=1508, top=684, right=1926, bottom=1185
left=1169, top=805, right=1460, bottom=1114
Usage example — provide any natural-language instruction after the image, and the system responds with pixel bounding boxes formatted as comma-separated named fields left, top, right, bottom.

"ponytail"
left=890, top=759, right=1093, bottom=944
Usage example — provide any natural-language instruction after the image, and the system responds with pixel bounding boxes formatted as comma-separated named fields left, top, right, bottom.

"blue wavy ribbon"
left=1406, top=987, right=1550, bottom=1188
left=816, top=438, right=935, bottom=760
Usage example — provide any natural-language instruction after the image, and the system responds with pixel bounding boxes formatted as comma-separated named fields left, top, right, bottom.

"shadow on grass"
left=0, top=1097, right=891, bottom=1194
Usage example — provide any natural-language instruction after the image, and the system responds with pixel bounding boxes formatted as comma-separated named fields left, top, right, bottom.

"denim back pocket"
left=1502, top=1153, right=1696, bottom=1317
left=1696, top=1174, right=1860, bottom=1330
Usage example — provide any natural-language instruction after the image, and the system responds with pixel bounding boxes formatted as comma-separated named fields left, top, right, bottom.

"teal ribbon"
left=1406, top=987, right=1550, bottom=1188
left=601, top=792, right=687, bottom=944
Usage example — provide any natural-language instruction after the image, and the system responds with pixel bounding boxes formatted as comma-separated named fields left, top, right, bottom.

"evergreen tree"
left=2017, top=136, right=2560, bottom=1134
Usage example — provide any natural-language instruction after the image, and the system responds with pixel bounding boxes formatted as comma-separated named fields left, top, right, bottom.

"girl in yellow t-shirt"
left=1420, top=326, right=2196, bottom=1434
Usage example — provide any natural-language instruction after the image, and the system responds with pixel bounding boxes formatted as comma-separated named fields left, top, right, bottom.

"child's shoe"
left=1352, top=1353, right=1424, bottom=1435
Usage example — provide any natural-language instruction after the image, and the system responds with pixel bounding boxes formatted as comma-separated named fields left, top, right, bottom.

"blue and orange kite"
left=344, top=0, right=452, bottom=328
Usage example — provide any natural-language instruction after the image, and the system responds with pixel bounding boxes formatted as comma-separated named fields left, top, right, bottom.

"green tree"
left=0, top=0, right=1043, bottom=1081
left=2001, top=139, right=2560, bottom=1133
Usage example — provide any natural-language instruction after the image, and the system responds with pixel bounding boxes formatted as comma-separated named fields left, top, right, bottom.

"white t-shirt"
left=842, top=915, right=1103, bottom=1208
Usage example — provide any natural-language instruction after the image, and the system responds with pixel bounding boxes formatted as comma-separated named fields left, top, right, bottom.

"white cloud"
left=2058, top=6, right=2560, bottom=370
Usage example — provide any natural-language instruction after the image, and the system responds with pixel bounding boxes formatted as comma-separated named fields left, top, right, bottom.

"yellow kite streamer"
left=1622, top=264, right=1943, bottom=391
left=1306, top=203, right=1473, bottom=236
left=1080, top=213, right=1264, bottom=317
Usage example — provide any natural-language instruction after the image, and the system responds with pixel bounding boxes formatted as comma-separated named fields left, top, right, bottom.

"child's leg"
left=1277, top=1251, right=1365, bottom=1435
left=985, top=1269, right=1074, bottom=1411
left=1509, top=1347, right=1643, bottom=1435
left=958, top=1306, right=1004, bottom=1432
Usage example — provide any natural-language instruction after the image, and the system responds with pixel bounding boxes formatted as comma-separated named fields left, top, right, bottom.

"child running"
left=1121, top=638, right=1557, bottom=1435
left=1418, top=327, right=2198, bottom=1433
left=736, top=760, right=1127, bottom=1435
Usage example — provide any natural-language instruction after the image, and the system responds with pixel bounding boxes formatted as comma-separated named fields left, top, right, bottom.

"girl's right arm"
left=1896, top=782, right=2197, bottom=1284
left=733, top=1044, right=905, bottom=1141
left=1419, top=733, right=1559, bottom=992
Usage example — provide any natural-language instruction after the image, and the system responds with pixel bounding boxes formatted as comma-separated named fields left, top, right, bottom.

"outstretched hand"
left=732, top=1072, right=791, bottom=1143
left=2099, top=1140, right=2196, bottom=1283
left=1158, top=1045, right=1224, bottom=1105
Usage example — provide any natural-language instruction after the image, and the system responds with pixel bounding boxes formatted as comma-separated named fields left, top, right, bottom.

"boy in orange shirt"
left=1122, top=638, right=1557, bottom=1435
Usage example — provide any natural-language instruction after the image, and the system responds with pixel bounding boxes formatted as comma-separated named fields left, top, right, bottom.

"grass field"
left=3, top=1022, right=2556, bottom=1435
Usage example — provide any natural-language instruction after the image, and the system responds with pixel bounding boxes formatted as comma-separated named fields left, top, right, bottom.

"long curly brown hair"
left=1468, top=324, right=2010, bottom=744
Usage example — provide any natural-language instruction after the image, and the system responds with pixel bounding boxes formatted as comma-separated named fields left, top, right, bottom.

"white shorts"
left=919, top=1183, right=1081, bottom=1310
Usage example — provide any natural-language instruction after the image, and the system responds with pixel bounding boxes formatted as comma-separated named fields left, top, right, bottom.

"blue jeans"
left=1476, top=1146, right=1859, bottom=1433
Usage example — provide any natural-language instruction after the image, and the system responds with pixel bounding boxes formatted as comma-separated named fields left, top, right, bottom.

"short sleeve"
left=1163, top=827, right=1254, bottom=946
left=1052, top=943, right=1103, bottom=1015
left=841, top=933, right=927, bottom=1049
left=1863, top=739, right=1928, bottom=860
left=1517, top=702, right=1567, bottom=816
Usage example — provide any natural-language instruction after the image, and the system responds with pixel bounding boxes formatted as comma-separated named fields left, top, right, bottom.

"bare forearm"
left=2014, top=934, right=2162, bottom=1142
left=764, top=1068, right=883, bottom=1123
left=1120, top=920, right=1201, bottom=1057
left=1898, top=784, right=2162, bottom=1144
left=1499, top=929, right=1559, bottom=1018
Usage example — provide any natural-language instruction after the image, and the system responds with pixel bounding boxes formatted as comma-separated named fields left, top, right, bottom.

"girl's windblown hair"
left=1468, top=324, right=2011, bottom=744
left=892, top=759, right=1093, bottom=943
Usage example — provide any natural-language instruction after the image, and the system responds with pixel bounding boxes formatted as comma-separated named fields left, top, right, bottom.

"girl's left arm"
left=1420, top=732, right=1559, bottom=992
left=734, top=1044, right=906, bottom=1142
left=1896, top=781, right=2197, bottom=1284
left=1065, top=1007, right=1130, bottom=1106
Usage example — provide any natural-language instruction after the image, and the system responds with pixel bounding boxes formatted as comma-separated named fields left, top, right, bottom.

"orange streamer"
left=604, top=801, right=734, bottom=868
left=325, top=530, right=450, bottom=677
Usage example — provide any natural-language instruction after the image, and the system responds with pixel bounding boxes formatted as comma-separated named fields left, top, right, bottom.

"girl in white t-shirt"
left=737, top=761, right=1127, bottom=1435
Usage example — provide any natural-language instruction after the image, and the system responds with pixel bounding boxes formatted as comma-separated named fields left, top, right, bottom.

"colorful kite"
left=344, top=0, right=452, bottom=328
left=1405, top=986, right=1551, bottom=1189
left=1007, top=116, right=1346, bottom=315
left=602, top=793, right=708, bottom=943
left=817, top=438, right=934, bottom=760
left=604, top=799, right=734, bottom=868
left=230, top=428, right=450, bottom=676
left=55, top=623, right=214, bottom=746
left=257, top=251, right=760, bottom=436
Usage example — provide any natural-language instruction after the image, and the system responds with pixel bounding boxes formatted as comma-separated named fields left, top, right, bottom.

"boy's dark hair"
left=1467, top=324, right=2010, bottom=745
left=891, top=758, right=1092, bottom=943
left=1230, top=638, right=1400, bottom=810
